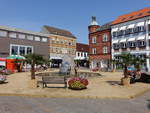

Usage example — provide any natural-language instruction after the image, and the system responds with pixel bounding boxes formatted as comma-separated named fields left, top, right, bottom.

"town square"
left=0, top=0, right=150, bottom=113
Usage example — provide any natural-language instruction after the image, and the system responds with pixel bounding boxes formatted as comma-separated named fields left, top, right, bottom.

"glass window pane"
left=20, top=46, right=25, bottom=55
left=18, top=34, right=25, bottom=39
left=9, top=32, right=17, bottom=38
left=27, top=35, right=33, bottom=40
left=27, top=47, right=32, bottom=54
left=42, top=37, right=47, bottom=42
left=11, top=46, right=18, bottom=55
left=0, top=30, right=7, bottom=37
left=35, top=36, right=40, bottom=41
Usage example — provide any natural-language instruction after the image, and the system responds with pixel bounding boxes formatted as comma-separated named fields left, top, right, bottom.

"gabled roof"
left=96, top=22, right=112, bottom=31
left=76, top=43, right=89, bottom=53
left=112, top=7, right=150, bottom=25
left=42, top=25, right=76, bottom=39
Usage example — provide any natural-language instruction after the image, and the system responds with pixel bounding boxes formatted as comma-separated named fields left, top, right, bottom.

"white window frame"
left=103, top=46, right=108, bottom=54
left=92, top=37, right=96, bottom=43
left=103, top=33, right=108, bottom=42
left=10, top=44, right=33, bottom=55
left=92, top=48, right=96, bottom=54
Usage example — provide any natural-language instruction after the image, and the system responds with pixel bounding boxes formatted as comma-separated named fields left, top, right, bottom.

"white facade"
left=75, top=51, right=88, bottom=60
left=111, top=16, right=150, bottom=71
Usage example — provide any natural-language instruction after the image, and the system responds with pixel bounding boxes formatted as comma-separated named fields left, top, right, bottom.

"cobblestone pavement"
left=0, top=92, right=149, bottom=113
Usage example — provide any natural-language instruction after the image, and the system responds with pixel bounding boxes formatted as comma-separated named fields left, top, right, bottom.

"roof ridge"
left=43, top=25, right=76, bottom=39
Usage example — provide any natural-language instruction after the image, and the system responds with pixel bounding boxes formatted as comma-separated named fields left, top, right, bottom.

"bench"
left=41, top=76, right=67, bottom=88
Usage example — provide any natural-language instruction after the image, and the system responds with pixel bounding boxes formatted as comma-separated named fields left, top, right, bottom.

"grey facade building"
left=0, top=26, right=49, bottom=59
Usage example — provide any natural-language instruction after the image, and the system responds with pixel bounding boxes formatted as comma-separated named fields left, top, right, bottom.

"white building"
left=75, top=43, right=89, bottom=67
left=111, top=7, right=150, bottom=71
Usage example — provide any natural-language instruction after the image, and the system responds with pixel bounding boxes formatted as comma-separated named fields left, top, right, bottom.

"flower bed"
left=68, top=77, right=88, bottom=90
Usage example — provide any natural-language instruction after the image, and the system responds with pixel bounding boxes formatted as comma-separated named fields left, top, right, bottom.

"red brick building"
left=88, top=16, right=112, bottom=69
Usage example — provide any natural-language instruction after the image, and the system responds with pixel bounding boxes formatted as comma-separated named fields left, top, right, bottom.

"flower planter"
left=68, top=77, right=88, bottom=90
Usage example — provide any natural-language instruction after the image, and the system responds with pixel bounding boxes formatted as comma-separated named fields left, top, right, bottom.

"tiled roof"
left=96, top=22, right=112, bottom=31
left=112, top=7, right=150, bottom=25
left=76, top=43, right=89, bottom=53
left=43, top=25, right=76, bottom=38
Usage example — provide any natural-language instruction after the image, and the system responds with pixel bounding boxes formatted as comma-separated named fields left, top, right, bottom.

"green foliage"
left=112, top=52, right=146, bottom=77
left=25, top=53, right=46, bottom=65
left=25, top=53, right=47, bottom=79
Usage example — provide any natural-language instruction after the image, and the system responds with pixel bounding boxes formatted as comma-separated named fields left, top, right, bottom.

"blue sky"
left=0, top=0, right=150, bottom=43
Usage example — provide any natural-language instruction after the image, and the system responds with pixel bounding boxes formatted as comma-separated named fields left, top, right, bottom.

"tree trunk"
left=124, top=65, right=129, bottom=78
left=31, top=63, right=35, bottom=80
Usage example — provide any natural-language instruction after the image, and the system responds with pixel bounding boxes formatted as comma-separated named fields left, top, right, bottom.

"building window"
left=10, top=44, right=33, bottom=55
left=118, top=30, right=124, bottom=36
left=42, top=37, right=47, bottom=42
left=27, top=47, right=33, bottom=54
left=125, top=28, right=133, bottom=35
left=113, top=43, right=120, bottom=50
left=92, top=48, right=96, bottom=54
left=92, top=37, right=96, bottom=43
left=18, top=34, right=25, bottom=39
left=78, top=52, right=80, bottom=57
left=148, top=24, right=150, bottom=31
left=128, top=42, right=136, bottom=48
left=112, top=32, right=117, bottom=37
left=27, top=35, right=33, bottom=40
left=81, top=53, right=83, bottom=57
left=9, top=32, right=17, bottom=38
left=11, top=46, right=18, bottom=55
left=120, top=43, right=127, bottom=49
left=138, top=40, right=145, bottom=47
left=103, top=46, right=108, bottom=54
left=84, top=53, right=87, bottom=57
left=103, top=33, right=108, bottom=42
left=0, top=30, right=7, bottom=37
left=19, top=47, right=25, bottom=55
left=35, top=36, right=41, bottom=41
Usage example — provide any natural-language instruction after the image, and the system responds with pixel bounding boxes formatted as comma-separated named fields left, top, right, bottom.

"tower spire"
left=90, top=16, right=98, bottom=26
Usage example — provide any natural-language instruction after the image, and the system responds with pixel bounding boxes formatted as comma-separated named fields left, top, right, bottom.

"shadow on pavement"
left=106, top=81, right=121, bottom=85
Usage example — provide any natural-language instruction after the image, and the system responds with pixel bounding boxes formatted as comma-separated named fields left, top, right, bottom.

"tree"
left=113, top=52, right=146, bottom=78
left=25, top=54, right=46, bottom=80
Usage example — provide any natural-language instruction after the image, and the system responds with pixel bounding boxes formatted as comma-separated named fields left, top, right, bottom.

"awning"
left=7, top=55, right=25, bottom=60
left=127, top=24, right=135, bottom=29
left=120, top=38, right=126, bottom=42
left=137, top=36, right=145, bottom=40
left=50, top=56, right=62, bottom=60
left=148, top=20, right=150, bottom=24
left=119, top=26, right=126, bottom=30
left=128, top=37, right=136, bottom=41
left=112, top=40, right=119, bottom=43
left=112, top=28, right=118, bottom=32
left=136, top=22, right=145, bottom=26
